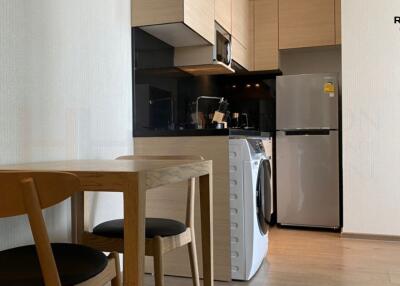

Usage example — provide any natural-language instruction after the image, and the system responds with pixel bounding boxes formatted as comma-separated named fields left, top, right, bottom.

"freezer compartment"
left=277, top=73, right=339, bottom=130
left=276, top=130, right=340, bottom=228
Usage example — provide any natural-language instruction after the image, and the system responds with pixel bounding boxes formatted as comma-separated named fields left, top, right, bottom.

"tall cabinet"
left=215, top=0, right=232, bottom=33
left=253, top=0, right=341, bottom=70
left=254, top=0, right=279, bottom=71
left=231, top=0, right=253, bottom=70
left=279, top=0, right=336, bottom=49
left=335, top=0, right=341, bottom=44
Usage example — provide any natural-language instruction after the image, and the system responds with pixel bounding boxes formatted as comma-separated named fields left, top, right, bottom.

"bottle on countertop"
left=231, top=112, right=240, bottom=128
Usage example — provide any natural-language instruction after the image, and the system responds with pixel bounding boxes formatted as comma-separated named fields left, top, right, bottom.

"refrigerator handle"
left=283, top=130, right=331, bottom=136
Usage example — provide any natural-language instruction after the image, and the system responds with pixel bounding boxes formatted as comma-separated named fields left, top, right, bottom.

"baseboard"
left=341, top=232, right=400, bottom=242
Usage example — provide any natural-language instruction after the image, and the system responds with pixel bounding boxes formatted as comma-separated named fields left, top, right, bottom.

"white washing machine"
left=229, top=137, right=273, bottom=280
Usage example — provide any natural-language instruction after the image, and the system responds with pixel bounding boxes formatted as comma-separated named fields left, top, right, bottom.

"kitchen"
left=133, top=0, right=341, bottom=282
left=1, top=0, right=400, bottom=286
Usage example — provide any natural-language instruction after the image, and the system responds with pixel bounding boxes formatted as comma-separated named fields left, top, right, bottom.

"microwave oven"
left=214, top=23, right=232, bottom=66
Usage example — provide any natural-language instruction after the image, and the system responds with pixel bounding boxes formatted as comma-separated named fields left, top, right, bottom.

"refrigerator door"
left=277, top=73, right=339, bottom=130
left=276, top=130, right=340, bottom=228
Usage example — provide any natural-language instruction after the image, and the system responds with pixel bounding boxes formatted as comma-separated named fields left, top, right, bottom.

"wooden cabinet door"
left=215, top=0, right=232, bottom=33
left=132, top=0, right=183, bottom=26
left=232, top=0, right=251, bottom=48
left=335, top=0, right=341, bottom=44
left=232, top=37, right=251, bottom=70
left=184, top=0, right=215, bottom=44
left=254, top=0, right=279, bottom=71
left=279, top=0, right=335, bottom=49
left=132, top=0, right=215, bottom=45
left=231, top=0, right=253, bottom=70
left=135, top=136, right=232, bottom=282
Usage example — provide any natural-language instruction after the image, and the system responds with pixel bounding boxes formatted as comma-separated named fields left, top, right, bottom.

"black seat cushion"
left=0, top=243, right=108, bottom=286
left=93, top=218, right=187, bottom=239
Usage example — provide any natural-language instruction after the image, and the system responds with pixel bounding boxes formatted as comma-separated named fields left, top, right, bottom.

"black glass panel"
left=132, top=28, right=278, bottom=137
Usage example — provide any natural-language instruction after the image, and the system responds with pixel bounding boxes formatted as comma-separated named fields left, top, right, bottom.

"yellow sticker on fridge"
left=324, top=82, right=335, bottom=94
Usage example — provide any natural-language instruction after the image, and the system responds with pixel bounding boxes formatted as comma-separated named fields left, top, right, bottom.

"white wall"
left=342, top=0, right=400, bottom=235
left=0, top=0, right=132, bottom=249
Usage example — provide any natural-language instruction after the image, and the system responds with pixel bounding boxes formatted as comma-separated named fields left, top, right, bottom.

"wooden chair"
left=82, top=155, right=203, bottom=286
left=0, top=171, right=121, bottom=286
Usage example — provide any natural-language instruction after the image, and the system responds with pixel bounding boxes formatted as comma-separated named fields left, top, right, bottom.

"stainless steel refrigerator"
left=276, top=73, right=340, bottom=229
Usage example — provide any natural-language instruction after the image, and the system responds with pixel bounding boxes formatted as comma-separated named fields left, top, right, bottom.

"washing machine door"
left=256, top=158, right=272, bottom=235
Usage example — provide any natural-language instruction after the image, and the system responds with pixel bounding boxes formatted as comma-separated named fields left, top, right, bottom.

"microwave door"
left=215, top=24, right=231, bottom=66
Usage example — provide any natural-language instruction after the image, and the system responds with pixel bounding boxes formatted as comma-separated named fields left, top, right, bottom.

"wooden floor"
left=142, top=227, right=400, bottom=286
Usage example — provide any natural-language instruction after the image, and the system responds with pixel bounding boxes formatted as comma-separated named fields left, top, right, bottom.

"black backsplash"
left=133, top=28, right=278, bottom=136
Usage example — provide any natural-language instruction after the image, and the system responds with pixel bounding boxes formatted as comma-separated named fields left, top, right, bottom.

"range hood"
left=174, top=45, right=235, bottom=76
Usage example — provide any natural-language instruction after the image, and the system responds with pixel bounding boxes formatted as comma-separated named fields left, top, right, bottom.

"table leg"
left=71, top=192, right=84, bottom=244
left=123, top=173, right=146, bottom=286
left=199, top=172, right=214, bottom=286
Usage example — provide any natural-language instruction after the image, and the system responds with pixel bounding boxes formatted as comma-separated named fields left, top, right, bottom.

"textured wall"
left=342, top=0, right=400, bottom=235
left=0, top=0, right=132, bottom=249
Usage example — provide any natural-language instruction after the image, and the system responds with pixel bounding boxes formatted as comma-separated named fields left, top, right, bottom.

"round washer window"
left=256, top=159, right=272, bottom=235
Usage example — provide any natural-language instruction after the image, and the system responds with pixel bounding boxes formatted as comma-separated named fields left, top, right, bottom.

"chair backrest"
left=0, top=172, right=81, bottom=218
left=0, top=171, right=81, bottom=286
left=116, top=155, right=203, bottom=228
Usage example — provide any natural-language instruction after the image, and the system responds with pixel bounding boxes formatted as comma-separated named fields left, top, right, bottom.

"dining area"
left=0, top=0, right=214, bottom=284
left=0, top=156, right=214, bottom=286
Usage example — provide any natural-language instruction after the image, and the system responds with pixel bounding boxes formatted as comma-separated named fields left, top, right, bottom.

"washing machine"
left=229, top=137, right=273, bottom=280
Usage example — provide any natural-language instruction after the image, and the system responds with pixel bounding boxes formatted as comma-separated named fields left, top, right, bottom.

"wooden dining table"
left=0, top=159, right=214, bottom=286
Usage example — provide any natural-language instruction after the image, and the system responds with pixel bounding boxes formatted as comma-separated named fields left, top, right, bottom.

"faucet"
left=195, top=96, right=224, bottom=129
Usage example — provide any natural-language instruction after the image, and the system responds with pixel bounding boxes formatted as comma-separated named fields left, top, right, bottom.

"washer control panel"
left=247, top=138, right=265, bottom=154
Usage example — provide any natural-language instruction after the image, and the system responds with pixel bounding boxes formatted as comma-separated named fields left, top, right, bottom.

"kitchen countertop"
left=133, top=128, right=273, bottom=137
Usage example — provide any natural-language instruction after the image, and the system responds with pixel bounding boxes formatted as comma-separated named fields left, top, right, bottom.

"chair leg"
left=153, top=236, right=165, bottom=286
left=188, top=230, right=200, bottom=286
left=109, top=252, right=122, bottom=286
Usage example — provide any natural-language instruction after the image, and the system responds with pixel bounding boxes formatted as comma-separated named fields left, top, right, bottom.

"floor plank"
left=141, top=227, right=400, bottom=286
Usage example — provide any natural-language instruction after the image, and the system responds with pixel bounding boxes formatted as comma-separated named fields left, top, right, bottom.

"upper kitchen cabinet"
left=215, top=0, right=232, bottom=33
left=232, top=0, right=251, bottom=49
left=335, top=0, right=341, bottom=44
left=279, top=0, right=336, bottom=49
left=231, top=0, right=253, bottom=70
left=132, top=0, right=215, bottom=46
left=232, top=38, right=252, bottom=70
left=254, top=0, right=279, bottom=71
